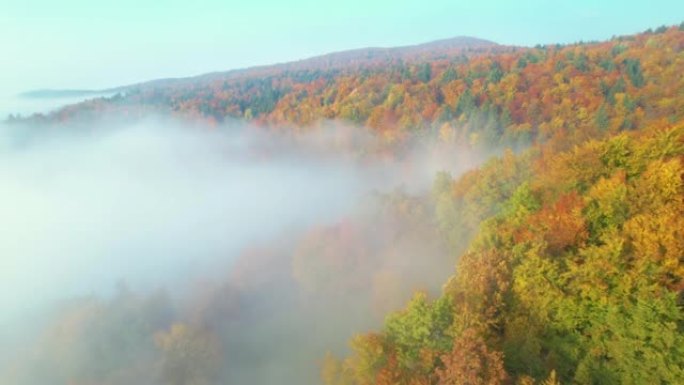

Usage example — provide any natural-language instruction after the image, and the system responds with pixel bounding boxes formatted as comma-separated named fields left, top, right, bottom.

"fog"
left=0, top=117, right=483, bottom=385
left=0, top=120, right=364, bottom=318
left=0, top=93, right=115, bottom=120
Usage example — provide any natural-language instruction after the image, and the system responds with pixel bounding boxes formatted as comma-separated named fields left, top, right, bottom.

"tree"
left=417, top=63, right=432, bottom=83
left=595, top=104, right=610, bottom=131
left=321, top=352, right=352, bottom=385
left=384, top=293, right=454, bottom=369
left=623, top=58, right=645, bottom=88
left=441, top=66, right=459, bottom=84
left=155, top=323, right=224, bottom=385
left=437, top=328, right=507, bottom=385
left=488, top=62, right=504, bottom=83
left=456, top=88, right=477, bottom=117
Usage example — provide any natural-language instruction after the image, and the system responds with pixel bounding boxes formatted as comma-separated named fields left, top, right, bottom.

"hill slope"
left=26, top=27, right=684, bottom=154
left=318, top=25, right=684, bottom=385
left=17, top=36, right=497, bottom=107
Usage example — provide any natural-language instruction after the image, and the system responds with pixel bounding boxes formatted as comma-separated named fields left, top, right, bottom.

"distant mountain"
left=19, top=36, right=499, bottom=98
left=250, top=36, right=499, bottom=71
left=119, top=36, right=501, bottom=92
left=18, top=26, right=684, bottom=144
left=18, top=89, right=121, bottom=99
left=24, top=26, right=684, bottom=144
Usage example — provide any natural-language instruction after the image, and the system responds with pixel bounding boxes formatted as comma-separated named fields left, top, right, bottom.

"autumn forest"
left=2, top=18, right=684, bottom=385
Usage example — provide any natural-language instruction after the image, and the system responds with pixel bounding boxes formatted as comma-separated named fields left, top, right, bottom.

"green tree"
left=488, top=61, right=504, bottom=83
left=595, top=104, right=610, bottom=131
left=623, top=58, right=645, bottom=88
left=417, top=63, right=432, bottom=82
left=384, top=293, right=454, bottom=369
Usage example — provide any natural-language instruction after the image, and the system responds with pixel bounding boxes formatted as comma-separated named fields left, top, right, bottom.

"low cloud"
left=0, top=117, right=487, bottom=385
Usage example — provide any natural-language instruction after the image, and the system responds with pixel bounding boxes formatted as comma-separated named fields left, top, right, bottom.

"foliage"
left=29, top=26, right=684, bottom=153
left=437, top=327, right=507, bottom=385
left=337, top=124, right=684, bottom=384
left=10, top=23, right=684, bottom=385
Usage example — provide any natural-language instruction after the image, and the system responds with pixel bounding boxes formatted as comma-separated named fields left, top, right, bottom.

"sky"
left=1, top=0, right=683, bottom=94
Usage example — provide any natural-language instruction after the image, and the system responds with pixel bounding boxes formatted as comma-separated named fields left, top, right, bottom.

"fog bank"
left=0, top=118, right=485, bottom=385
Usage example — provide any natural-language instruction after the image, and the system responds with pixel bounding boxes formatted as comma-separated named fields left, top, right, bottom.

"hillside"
left=323, top=123, right=684, bottom=385
left=317, top=26, right=684, bottom=385
left=16, top=35, right=497, bottom=117
left=21, top=35, right=505, bottom=126
left=23, top=26, right=684, bottom=153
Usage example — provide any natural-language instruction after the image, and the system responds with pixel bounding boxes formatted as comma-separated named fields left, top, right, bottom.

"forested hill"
left=22, top=25, right=684, bottom=152
left=324, top=124, right=684, bottom=385
left=17, top=35, right=499, bottom=124
left=320, top=24, right=684, bottom=385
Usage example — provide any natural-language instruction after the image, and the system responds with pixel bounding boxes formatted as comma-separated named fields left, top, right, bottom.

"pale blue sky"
left=1, top=0, right=683, bottom=94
